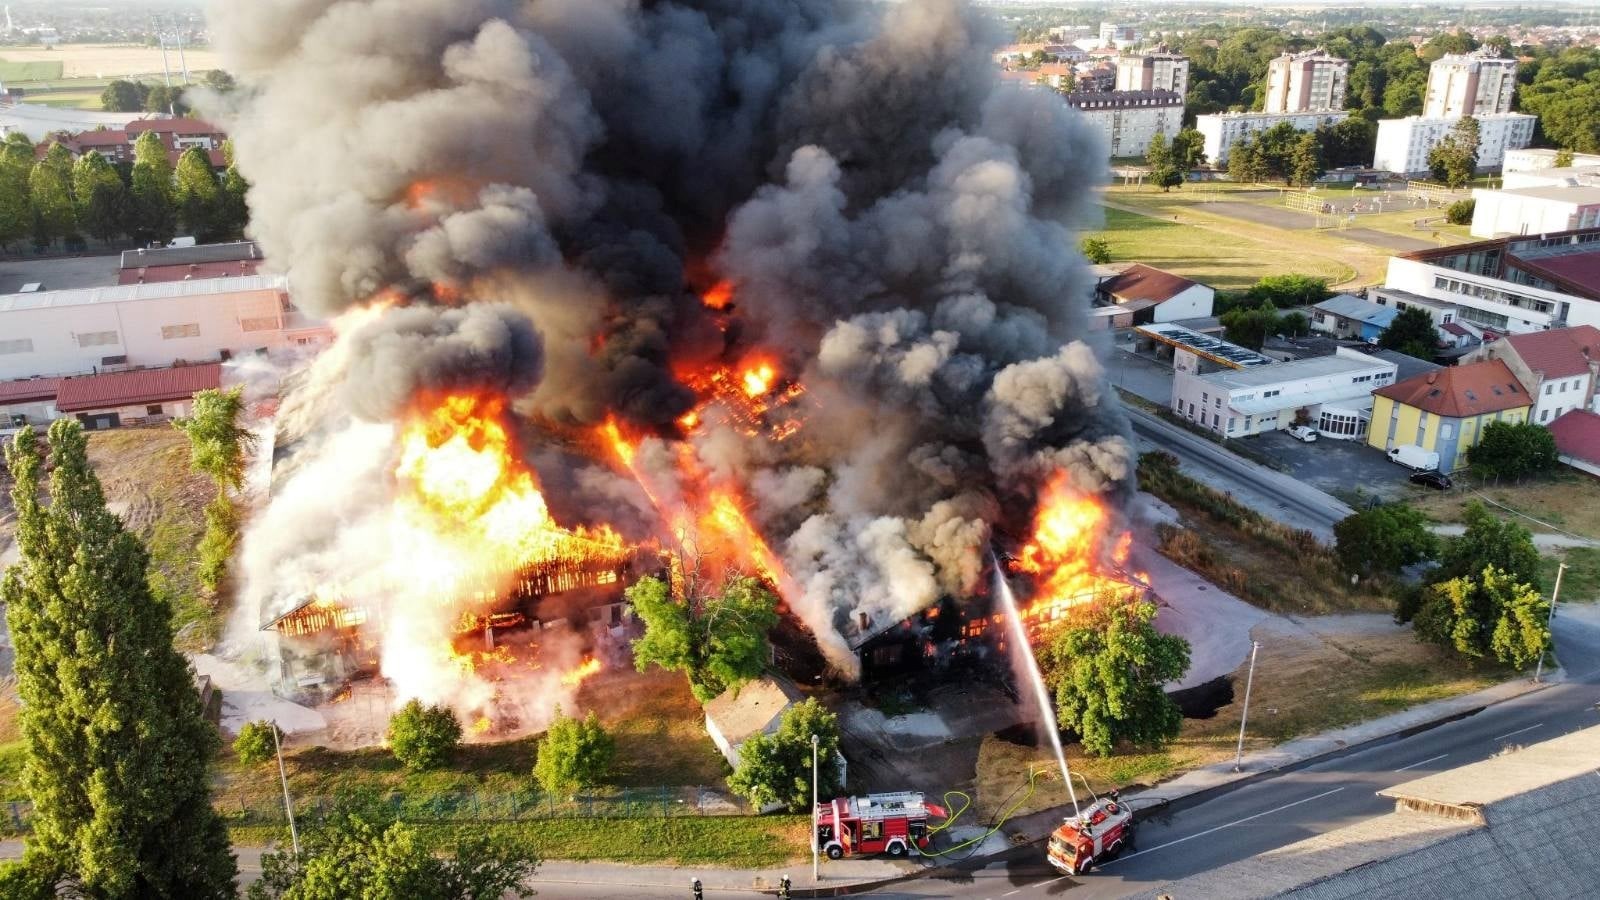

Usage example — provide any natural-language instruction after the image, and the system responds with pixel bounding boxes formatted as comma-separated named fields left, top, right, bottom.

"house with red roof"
left=0, top=377, right=61, bottom=430
left=1094, top=264, right=1215, bottom=326
left=1465, top=324, right=1600, bottom=425
left=1367, top=358, right=1533, bottom=472
left=1549, top=410, right=1600, bottom=477
left=49, top=117, right=229, bottom=169
left=53, top=363, right=221, bottom=430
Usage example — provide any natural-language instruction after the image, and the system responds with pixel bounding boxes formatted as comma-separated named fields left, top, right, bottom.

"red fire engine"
left=815, top=792, right=948, bottom=859
left=1047, top=793, right=1134, bottom=875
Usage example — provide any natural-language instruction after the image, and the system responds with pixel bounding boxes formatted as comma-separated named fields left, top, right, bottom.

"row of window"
left=0, top=320, right=283, bottom=356
left=1432, top=275, right=1555, bottom=315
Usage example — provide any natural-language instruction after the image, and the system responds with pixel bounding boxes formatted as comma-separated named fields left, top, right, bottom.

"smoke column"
left=213, top=0, right=1132, bottom=694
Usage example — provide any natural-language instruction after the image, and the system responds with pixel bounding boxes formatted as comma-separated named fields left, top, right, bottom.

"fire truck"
left=815, top=792, right=948, bottom=859
left=1046, top=793, right=1134, bottom=875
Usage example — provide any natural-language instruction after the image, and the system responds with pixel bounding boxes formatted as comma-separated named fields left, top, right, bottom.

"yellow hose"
left=919, top=767, right=1041, bottom=857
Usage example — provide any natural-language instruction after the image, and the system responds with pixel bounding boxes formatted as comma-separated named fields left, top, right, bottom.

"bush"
left=1414, top=566, right=1548, bottom=668
left=234, top=720, right=278, bottom=766
left=1466, top=421, right=1559, bottom=481
left=1334, top=505, right=1439, bottom=577
left=387, top=700, right=462, bottom=771
left=1080, top=236, right=1112, bottom=264
left=1445, top=198, right=1475, bottom=225
left=534, top=708, right=615, bottom=797
left=1245, top=274, right=1331, bottom=309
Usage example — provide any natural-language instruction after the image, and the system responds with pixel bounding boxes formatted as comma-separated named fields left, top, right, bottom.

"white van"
left=1387, top=444, right=1440, bottom=471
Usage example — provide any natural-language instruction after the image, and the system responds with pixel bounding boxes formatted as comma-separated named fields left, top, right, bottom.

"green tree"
left=1433, top=501, right=1541, bottom=587
left=130, top=130, right=176, bottom=245
left=176, top=387, right=256, bottom=592
left=1253, top=121, right=1303, bottom=182
left=1376, top=306, right=1439, bottom=359
left=1278, top=310, right=1310, bottom=337
left=1466, top=420, right=1559, bottom=481
left=1289, top=131, right=1324, bottom=186
left=0, top=132, right=33, bottom=249
left=144, top=83, right=189, bottom=116
left=1228, top=138, right=1265, bottom=184
left=387, top=699, right=462, bottom=771
left=27, top=143, right=76, bottom=247
left=1553, top=148, right=1576, bottom=168
left=1, top=422, right=235, bottom=897
left=1145, top=133, right=1182, bottom=191
left=1334, top=505, right=1439, bottom=577
left=233, top=720, right=278, bottom=766
left=1445, top=198, right=1476, bottom=225
left=1170, top=128, right=1208, bottom=170
left=728, top=698, right=842, bottom=811
left=1044, top=599, right=1190, bottom=758
left=1414, top=566, right=1549, bottom=668
left=629, top=574, right=779, bottom=703
left=1220, top=301, right=1282, bottom=350
left=214, top=163, right=251, bottom=239
left=202, top=69, right=237, bottom=94
left=1246, top=274, right=1332, bottom=308
left=71, top=150, right=126, bottom=244
left=173, top=146, right=220, bottom=237
left=533, top=707, right=615, bottom=797
left=1427, top=116, right=1480, bottom=188
left=248, top=799, right=537, bottom=900
left=100, top=79, right=149, bottom=112
left=1080, top=236, right=1112, bottom=264
left=196, top=496, right=239, bottom=593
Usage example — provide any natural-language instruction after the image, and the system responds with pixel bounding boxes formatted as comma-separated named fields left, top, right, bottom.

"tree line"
left=0, top=130, right=248, bottom=254
left=1224, top=118, right=1378, bottom=187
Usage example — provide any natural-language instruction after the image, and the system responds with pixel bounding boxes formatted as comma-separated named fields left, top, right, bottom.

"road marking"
left=1492, top=723, right=1543, bottom=742
left=1003, top=889, right=1025, bottom=897
left=1104, top=787, right=1347, bottom=865
left=1394, top=753, right=1448, bottom=772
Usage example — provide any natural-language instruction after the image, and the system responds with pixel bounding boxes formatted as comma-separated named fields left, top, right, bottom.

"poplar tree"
left=28, top=143, right=78, bottom=248
left=130, top=130, right=176, bottom=245
left=176, top=387, right=256, bottom=592
left=173, top=146, right=220, bottom=238
left=0, top=132, right=36, bottom=249
left=72, top=150, right=128, bottom=244
left=1, top=422, right=236, bottom=897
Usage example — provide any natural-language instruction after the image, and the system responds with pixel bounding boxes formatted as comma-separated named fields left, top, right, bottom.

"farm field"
left=0, top=43, right=221, bottom=79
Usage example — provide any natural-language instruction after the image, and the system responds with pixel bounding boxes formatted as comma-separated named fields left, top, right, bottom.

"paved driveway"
left=1240, top=429, right=1416, bottom=502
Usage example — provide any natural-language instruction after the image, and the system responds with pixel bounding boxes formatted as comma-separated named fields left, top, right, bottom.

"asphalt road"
left=1123, top=405, right=1354, bottom=540
left=865, top=608, right=1600, bottom=900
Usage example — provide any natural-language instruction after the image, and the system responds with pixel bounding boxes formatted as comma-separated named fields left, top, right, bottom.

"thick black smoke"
left=214, top=0, right=1132, bottom=679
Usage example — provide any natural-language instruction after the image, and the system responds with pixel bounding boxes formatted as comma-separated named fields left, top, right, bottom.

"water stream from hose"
left=992, top=555, right=1080, bottom=819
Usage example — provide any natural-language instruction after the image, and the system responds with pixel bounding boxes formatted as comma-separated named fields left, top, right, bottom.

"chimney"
left=857, top=611, right=870, bottom=632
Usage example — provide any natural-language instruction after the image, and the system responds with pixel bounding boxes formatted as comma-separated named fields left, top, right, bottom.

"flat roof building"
left=1264, top=48, right=1349, bottom=115
left=1372, top=113, right=1536, bottom=177
left=1172, top=347, right=1397, bottom=441
left=1424, top=48, right=1518, bottom=118
left=1382, top=227, right=1600, bottom=334
left=1062, top=90, right=1183, bottom=158
left=1197, top=110, right=1348, bottom=166
left=1114, top=46, right=1189, bottom=98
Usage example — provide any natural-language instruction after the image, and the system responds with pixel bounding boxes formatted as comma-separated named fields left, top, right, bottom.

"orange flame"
left=560, top=657, right=602, bottom=687
left=701, top=279, right=734, bottom=310
left=1012, top=471, right=1138, bottom=627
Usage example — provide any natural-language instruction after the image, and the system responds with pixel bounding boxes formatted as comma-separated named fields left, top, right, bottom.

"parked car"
left=1409, top=470, right=1453, bottom=490
left=1287, top=425, right=1319, bottom=443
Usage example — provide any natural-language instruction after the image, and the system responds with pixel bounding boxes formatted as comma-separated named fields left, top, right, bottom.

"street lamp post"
left=1534, top=562, right=1567, bottom=684
left=272, top=720, right=300, bottom=858
left=1233, top=641, right=1261, bottom=773
left=811, top=734, right=820, bottom=884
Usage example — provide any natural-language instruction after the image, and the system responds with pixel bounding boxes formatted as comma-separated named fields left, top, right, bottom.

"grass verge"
left=1406, top=473, right=1600, bottom=539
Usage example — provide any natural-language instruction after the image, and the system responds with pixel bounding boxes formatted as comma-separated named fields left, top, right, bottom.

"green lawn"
left=1089, top=203, right=1356, bottom=290
left=24, top=90, right=104, bottom=110
left=1541, top=547, right=1600, bottom=604
left=0, top=58, right=63, bottom=81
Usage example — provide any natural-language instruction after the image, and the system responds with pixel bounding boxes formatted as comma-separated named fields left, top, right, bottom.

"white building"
left=1095, top=264, right=1214, bottom=323
left=0, top=275, right=331, bottom=381
left=1504, top=148, right=1600, bottom=175
left=1171, top=347, right=1399, bottom=440
left=1371, top=113, right=1536, bottom=176
left=1381, top=228, right=1600, bottom=334
left=1115, top=47, right=1189, bottom=98
left=1098, top=23, right=1140, bottom=49
left=1464, top=325, right=1600, bottom=425
left=1501, top=163, right=1600, bottom=191
left=1063, top=90, right=1183, bottom=158
left=1197, top=110, right=1348, bottom=166
left=1264, top=48, right=1349, bottom=114
left=1424, top=48, right=1518, bottom=118
left=1470, top=184, right=1600, bottom=238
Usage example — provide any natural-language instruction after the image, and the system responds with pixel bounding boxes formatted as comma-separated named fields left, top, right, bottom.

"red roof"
left=1499, top=325, right=1600, bottom=380
left=1098, top=264, right=1202, bottom=304
left=125, top=117, right=223, bottom=136
left=117, top=260, right=264, bottom=285
left=1550, top=409, right=1600, bottom=466
left=54, top=364, right=221, bottom=413
left=1373, top=359, right=1531, bottom=418
left=69, top=129, right=129, bottom=148
left=0, top=377, right=61, bottom=405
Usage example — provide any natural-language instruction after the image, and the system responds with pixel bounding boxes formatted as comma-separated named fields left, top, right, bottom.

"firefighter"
left=779, top=874, right=792, bottom=899
left=691, top=877, right=703, bottom=900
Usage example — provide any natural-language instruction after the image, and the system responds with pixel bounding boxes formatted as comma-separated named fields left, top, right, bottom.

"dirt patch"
left=1408, top=476, right=1600, bottom=540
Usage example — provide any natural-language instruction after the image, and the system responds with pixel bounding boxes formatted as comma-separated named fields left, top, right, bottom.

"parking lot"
left=1241, top=428, right=1421, bottom=502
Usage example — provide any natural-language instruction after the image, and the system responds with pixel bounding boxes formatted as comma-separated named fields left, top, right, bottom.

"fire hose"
left=917, top=766, right=1042, bottom=859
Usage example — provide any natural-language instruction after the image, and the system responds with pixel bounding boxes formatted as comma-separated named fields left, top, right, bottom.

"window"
left=146, top=404, right=163, bottom=416
left=1264, top=389, right=1281, bottom=399
left=76, top=331, right=119, bottom=348
left=240, top=317, right=279, bottom=332
left=1440, top=423, right=1453, bottom=440
left=1542, top=409, right=1550, bottom=423
left=161, top=323, right=200, bottom=340
left=0, top=338, right=32, bottom=354
left=1546, top=384, right=1554, bottom=395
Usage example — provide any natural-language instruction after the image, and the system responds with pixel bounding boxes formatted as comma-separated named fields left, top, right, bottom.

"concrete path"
left=1129, top=541, right=1266, bottom=691
left=1431, top=522, right=1599, bottom=550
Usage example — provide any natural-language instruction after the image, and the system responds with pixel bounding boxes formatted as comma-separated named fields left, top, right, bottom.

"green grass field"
left=1086, top=205, right=1354, bottom=290
left=0, top=58, right=63, bottom=81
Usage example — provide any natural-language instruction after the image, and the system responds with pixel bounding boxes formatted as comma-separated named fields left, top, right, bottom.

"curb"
left=770, top=673, right=1563, bottom=896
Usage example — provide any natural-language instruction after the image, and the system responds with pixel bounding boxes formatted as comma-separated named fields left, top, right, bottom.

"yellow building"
left=1368, top=359, right=1532, bottom=472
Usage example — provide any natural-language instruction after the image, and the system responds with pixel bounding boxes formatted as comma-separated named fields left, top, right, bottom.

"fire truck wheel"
left=886, top=841, right=907, bottom=858
left=826, top=844, right=844, bottom=860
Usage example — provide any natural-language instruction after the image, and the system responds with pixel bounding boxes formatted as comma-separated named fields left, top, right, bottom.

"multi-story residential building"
left=0, top=274, right=330, bottom=381
left=1172, top=347, right=1398, bottom=441
left=50, top=117, right=229, bottom=167
left=1464, top=325, right=1600, bottom=425
left=1115, top=46, right=1189, bottom=98
left=1197, top=110, right=1349, bottom=166
left=1263, top=48, right=1349, bottom=114
left=1098, top=23, right=1140, bottom=49
left=1380, top=227, right=1600, bottom=334
left=1371, top=112, right=1536, bottom=176
left=1368, top=359, right=1533, bottom=472
left=1424, top=48, right=1519, bottom=118
left=1062, top=90, right=1182, bottom=158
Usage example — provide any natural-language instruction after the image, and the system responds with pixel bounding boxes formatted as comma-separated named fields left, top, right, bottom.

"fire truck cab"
left=1046, top=794, right=1134, bottom=875
left=815, top=792, right=947, bottom=860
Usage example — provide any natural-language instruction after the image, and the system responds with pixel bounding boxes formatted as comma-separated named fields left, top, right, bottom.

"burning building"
left=211, top=0, right=1135, bottom=737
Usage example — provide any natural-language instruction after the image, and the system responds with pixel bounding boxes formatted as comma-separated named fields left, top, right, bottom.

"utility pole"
left=811, top=734, right=820, bottom=884
left=272, top=721, right=300, bottom=858
left=1233, top=640, right=1261, bottom=773
left=1533, top=562, right=1566, bottom=684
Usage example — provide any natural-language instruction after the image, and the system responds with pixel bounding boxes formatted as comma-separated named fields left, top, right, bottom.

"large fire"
left=1010, top=471, right=1142, bottom=632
